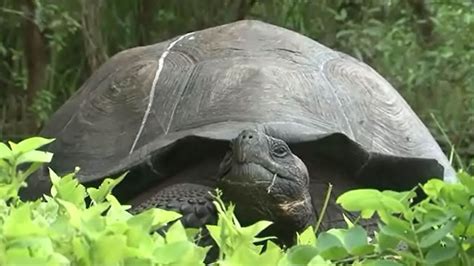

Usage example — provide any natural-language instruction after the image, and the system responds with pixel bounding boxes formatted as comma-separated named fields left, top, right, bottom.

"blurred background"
left=0, top=0, right=472, bottom=171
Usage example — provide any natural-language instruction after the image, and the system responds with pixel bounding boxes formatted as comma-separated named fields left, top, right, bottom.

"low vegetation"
left=1, top=1, right=473, bottom=169
left=1, top=137, right=473, bottom=265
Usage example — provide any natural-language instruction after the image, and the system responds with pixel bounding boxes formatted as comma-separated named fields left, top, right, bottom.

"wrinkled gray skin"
left=131, top=129, right=316, bottom=245
left=218, top=129, right=315, bottom=244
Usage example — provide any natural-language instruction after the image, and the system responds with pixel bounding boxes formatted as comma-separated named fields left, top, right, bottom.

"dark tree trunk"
left=80, top=0, right=108, bottom=71
left=137, top=0, right=157, bottom=45
left=23, top=0, right=48, bottom=105
left=407, top=0, right=434, bottom=45
left=235, top=0, right=257, bottom=20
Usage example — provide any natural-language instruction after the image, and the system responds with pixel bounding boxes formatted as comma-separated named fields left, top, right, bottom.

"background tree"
left=80, top=0, right=107, bottom=71
left=23, top=0, right=48, bottom=105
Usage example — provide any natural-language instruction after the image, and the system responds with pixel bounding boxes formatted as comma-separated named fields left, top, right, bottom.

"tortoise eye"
left=272, top=145, right=288, bottom=158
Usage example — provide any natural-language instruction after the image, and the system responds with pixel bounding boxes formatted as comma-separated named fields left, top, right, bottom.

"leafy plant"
left=0, top=137, right=208, bottom=265
left=0, top=137, right=54, bottom=202
left=336, top=177, right=474, bottom=265
left=1, top=136, right=473, bottom=265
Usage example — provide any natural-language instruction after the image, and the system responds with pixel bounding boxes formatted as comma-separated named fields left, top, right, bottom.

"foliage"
left=0, top=137, right=54, bottom=202
left=1, top=136, right=473, bottom=265
left=337, top=177, right=474, bottom=265
left=0, top=137, right=209, bottom=265
left=0, top=1, right=472, bottom=168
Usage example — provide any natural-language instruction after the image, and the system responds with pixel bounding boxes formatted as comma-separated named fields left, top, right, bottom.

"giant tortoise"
left=22, top=20, right=455, bottom=244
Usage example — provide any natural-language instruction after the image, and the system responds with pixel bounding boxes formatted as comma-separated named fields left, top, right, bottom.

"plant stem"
left=409, top=220, right=425, bottom=261
left=430, top=113, right=464, bottom=169
left=335, top=253, right=396, bottom=264
left=314, top=183, right=333, bottom=233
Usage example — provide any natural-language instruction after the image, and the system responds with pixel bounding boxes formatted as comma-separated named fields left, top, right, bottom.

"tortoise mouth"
left=219, top=161, right=295, bottom=188
left=218, top=161, right=304, bottom=206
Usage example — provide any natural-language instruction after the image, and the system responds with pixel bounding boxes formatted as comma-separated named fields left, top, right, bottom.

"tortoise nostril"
left=241, top=133, right=253, bottom=140
left=238, top=129, right=257, bottom=141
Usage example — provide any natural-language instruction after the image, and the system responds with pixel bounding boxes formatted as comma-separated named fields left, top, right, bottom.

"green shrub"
left=0, top=137, right=473, bottom=265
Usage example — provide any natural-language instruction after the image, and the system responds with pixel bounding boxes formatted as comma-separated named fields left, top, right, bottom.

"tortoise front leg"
left=130, top=183, right=217, bottom=228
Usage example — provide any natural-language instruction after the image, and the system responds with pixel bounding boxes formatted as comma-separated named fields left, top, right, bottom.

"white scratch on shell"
left=129, top=32, right=195, bottom=154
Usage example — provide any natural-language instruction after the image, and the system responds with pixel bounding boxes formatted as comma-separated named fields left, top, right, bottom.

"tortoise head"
left=217, top=129, right=315, bottom=244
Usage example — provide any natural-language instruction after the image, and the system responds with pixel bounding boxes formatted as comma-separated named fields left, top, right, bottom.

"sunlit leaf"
left=50, top=168, right=86, bottom=207
left=298, top=226, right=316, bottom=245
left=14, top=137, right=55, bottom=154
left=16, top=150, right=53, bottom=165
left=419, top=220, right=456, bottom=248
left=285, top=245, right=319, bottom=265
left=0, top=143, right=13, bottom=160
left=87, top=172, right=126, bottom=204
left=316, top=231, right=348, bottom=260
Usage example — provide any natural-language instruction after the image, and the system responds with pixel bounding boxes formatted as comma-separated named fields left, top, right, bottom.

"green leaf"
left=128, top=207, right=181, bottom=231
left=336, top=189, right=406, bottom=216
left=81, top=204, right=109, bottom=239
left=361, top=259, right=404, bottom=266
left=165, top=221, right=189, bottom=243
left=8, top=141, right=17, bottom=151
left=92, top=235, right=127, bottom=265
left=5, top=248, right=48, bottom=265
left=257, top=241, right=283, bottom=265
left=222, top=246, right=260, bottom=265
left=153, top=241, right=202, bottom=265
left=14, top=137, right=55, bottom=154
left=50, top=169, right=86, bottom=207
left=185, top=227, right=201, bottom=241
left=56, top=199, right=82, bottom=228
left=425, top=244, right=458, bottom=265
left=343, top=225, right=373, bottom=256
left=419, top=220, right=457, bottom=248
left=457, top=171, right=474, bottom=193
left=16, top=150, right=53, bottom=165
left=206, top=224, right=224, bottom=249
left=397, top=250, right=425, bottom=264
left=48, top=252, right=71, bottom=266
left=148, top=208, right=182, bottom=230
left=4, top=204, right=47, bottom=237
left=376, top=231, right=400, bottom=251
left=0, top=142, right=13, bottom=160
left=316, top=231, right=348, bottom=260
left=127, top=209, right=155, bottom=231
left=381, top=190, right=415, bottom=205
left=415, top=208, right=452, bottom=233
left=19, top=162, right=44, bottom=182
left=422, top=179, right=445, bottom=198
left=72, top=236, right=91, bottom=266
left=337, top=189, right=380, bottom=209
left=123, top=258, right=153, bottom=266
left=87, top=172, right=126, bottom=204
left=285, top=245, right=320, bottom=265
left=297, top=226, right=316, bottom=245
left=342, top=213, right=355, bottom=228
left=361, top=209, right=376, bottom=219
left=308, top=255, right=333, bottom=266
left=379, top=217, right=416, bottom=247
left=240, top=220, right=273, bottom=241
